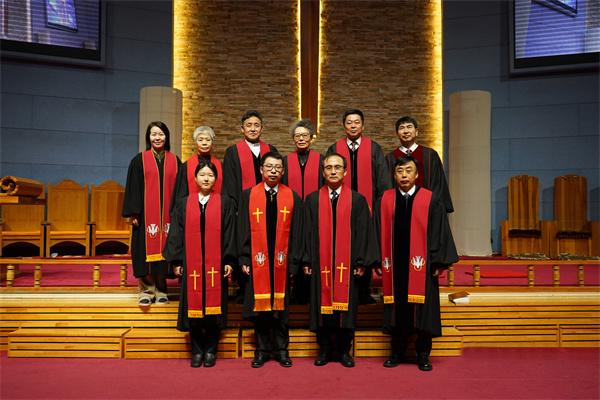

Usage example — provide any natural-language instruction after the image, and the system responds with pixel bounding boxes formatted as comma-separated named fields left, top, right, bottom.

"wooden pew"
left=89, top=180, right=130, bottom=255
left=0, top=190, right=46, bottom=257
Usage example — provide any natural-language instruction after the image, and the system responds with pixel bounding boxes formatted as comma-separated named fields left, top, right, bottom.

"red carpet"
left=1, top=348, right=599, bottom=399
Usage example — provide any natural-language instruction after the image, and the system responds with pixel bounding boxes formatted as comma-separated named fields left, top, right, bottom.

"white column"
left=448, top=90, right=492, bottom=256
left=139, top=87, right=183, bottom=158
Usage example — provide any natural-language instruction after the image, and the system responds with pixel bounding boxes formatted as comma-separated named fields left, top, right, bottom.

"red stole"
left=393, top=146, right=425, bottom=188
left=142, top=150, right=177, bottom=262
left=318, top=186, right=352, bottom=313
left=249, top=184, right=294, bottom=312
left=186, top=155, right=223, bottom=194
left=286, top=150, right=320, bottom=199
left=380, top=187, right=431, bottom=305
left=335, top=137, right=374, bottom=211
left=185, top=194, right=222, bottom=318
left=236, top=140, right=270, bottom=190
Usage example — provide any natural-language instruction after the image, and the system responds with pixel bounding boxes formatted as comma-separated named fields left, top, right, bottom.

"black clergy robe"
left=237, top=186, right=303, bottom=322
left=163, top=195, right=237, bottom=331
left=122, top=152, right=181, bottom=278
left=170, top=154, right=221, bottom=216
left=386, top=145, right=454, bottom=213
left=325, top=137, right=391, bottom=208
left=282, top=150, right=325, bottom=199
left=303, top=189, right=379, bottom=331
left=374, top=187, right=458, bottom=337
left=222, top=142, right=278, bottom=209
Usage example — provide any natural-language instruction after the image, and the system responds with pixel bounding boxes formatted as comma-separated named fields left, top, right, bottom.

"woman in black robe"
left=164, top=160, right=237, bottom=368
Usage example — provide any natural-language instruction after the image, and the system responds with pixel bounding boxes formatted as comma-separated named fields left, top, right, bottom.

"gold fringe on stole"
left=188, top=310, right=204, bottom=318
left=407, top=294, right=425, bottom=304
left=332, top=302, right=349, bottom=311
left=273, top=293, right=285, bottom=310
left=383, top=295, right=395, bottom=304
left=146, top=254, right=164, bottom=262
left=321, top=306, right=333, bottom=314
left=253, top=297, right=272, bottom=312
left=204, top=307, right=222, bottom=315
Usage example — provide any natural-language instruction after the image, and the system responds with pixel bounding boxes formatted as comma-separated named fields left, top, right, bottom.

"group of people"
left=122, top=109, right=458, bottom=371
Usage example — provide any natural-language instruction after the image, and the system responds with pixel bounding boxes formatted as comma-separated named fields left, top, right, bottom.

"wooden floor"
left=1, top=286, right=598, bottom=358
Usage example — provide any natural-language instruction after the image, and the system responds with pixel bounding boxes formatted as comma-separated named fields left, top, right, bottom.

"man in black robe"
left=374, top=155, right=458, bottom=371
left=326, top=109, right=390, bottom=304
left=238, top=152, right=303, bottom=368
left=303, top=153, right=379, bottom=368
left=163, top=160, right=237, bottom=367
left=385, top=116, right=453, bottom=213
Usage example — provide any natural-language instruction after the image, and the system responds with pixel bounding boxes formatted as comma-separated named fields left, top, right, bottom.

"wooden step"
left=354, top=327, right=463, bottom=357
left=457, top=325, right=559, bottom=347
left=123, top=328, right=239, bottom=359
left=241, top=329, right=318, bottom=358
left=560, top=325, right=600, bottom=347
left=8, top=327, right=129, bottom=358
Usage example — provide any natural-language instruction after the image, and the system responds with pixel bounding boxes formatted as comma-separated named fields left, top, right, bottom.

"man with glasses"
left=282, top=119, right=323, bottom=304
left=302, top=153, right=378, bottom=368
left=238, top=152, right=303, bottom=368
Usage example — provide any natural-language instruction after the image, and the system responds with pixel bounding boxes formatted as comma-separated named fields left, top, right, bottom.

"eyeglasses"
left=323, top=165, right=344, bottom=172
left=263, top=164, right=283, bottom=171
left=293, top=133, right=311, bottom=140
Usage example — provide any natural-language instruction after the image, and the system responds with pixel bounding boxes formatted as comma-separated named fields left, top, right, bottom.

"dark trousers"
left=390, top=328, right=432, bottom=356
left=254, top=312, right=289, bottom=356
left=189, top=318, right=220, bottom=356
left=317, top=313, right=354, bottom=356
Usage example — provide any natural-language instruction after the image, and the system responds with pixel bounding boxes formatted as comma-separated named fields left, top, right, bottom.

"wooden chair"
left=89, top=180, right=130, bottom=256
left=0, top=190, right=46, bottom=257
left=45, top=180, right=90, bottom=257
left=501, top=175, right=549, bottom=256
left=552, top=175, right=593, bottom=257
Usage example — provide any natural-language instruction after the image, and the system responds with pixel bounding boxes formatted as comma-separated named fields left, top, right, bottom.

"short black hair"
left=144, top=121, right=171, bottom=151
left=323, top=152, right=347, bottom=169
left=395, top=116, right=419, bottom=132
left=342, top=109, right=364, bottom=124
left=194, top=159, right=219, bottom=179
left=290, top=119, right=315, bottom=138
left=394, top=155, right=419, bottom=169
left=260, top=151, right=284, bottom=167
left=241, top=110, right=263, bottom=125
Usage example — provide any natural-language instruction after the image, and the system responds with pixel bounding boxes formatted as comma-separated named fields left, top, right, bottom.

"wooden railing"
left=1, top=258, right=130, bottom=288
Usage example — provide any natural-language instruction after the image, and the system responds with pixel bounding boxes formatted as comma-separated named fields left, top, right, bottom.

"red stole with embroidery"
left=142, top=150, right=177, bottom=262
left=249, top=184, right=294, bottom=311
left=186, top=155, right=223, bottom=195
left=185, top=194, right=222, bottom=318
left=380, top=187, right=431, bottom=304
left=237, top=140, right=270, bottom=190
left=336, top=137, right=374, bottom=211
left=318, top=186, right=352, bottom=313
left=286, top=150, right=320, bottom=199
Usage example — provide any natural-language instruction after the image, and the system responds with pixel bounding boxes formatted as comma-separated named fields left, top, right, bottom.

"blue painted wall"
left=443, top=1, right=599, bottom=253
left=1, top=1, right=172, bottom=185
left=1, top=1, right=597, bottom=254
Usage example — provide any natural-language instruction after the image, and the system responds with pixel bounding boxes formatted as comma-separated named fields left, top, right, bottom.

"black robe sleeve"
left=221, top=196, right=238, bottom=267
left=222, top=145, right=242, bottom=210
left=287, top=192, right=304, bottom=275
left=122, top=153, right=143, bottom=218
left=428, top=196, right=459, bottom=269
left=237, top=188, right=252, bottom=268
left=426, top=147, right=454, bottom=214
left=371, top=141, right=392, bottom=202
left=163, top=197, right=186, bottom=264
left=351, top=191, right=380, bottom=269
left=170, top=161, right=189, bottom=218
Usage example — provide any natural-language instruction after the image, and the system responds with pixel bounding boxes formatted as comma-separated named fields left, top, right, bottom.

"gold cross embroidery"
left=321, top=266, right=331, bottom=288
left=189, top=270, right=200, bottom=291
left=336, top=262, right=347, bottom=283
left=207, top=267, right=218, bottom=288
left=279, top=206, right=291, bottom=222
left=252, top=207, right=263, bottom=223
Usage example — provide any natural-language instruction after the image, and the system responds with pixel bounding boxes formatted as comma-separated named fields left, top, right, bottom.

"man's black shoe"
left=251, top=353, right=268, bottom=368
left=191, top=353, right=203, bottom=368
left=314, top=352, right=329, bottom=366
left=417, top=354, right=432, bottom=371
left=340, top=353, right=355, bottom=368
left=275, top=352, right=292, bottom=368
left=204, top=353, right=216, bottom=368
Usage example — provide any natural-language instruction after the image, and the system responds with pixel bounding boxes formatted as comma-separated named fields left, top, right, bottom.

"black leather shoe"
left=418, top=354, right=432, bottom=371
left=276, top=352, right=292, bottom=368
left=191, top=353, right=203, bottom=368
left=251, top=353, right=268, bottom=368
left=204, top=353, right=216, bottom=368
left=340, top=353, right=355, bottom=368
left=314, top=352, right=329, bottom=366
left=383, top=358, right=400, bottom=368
